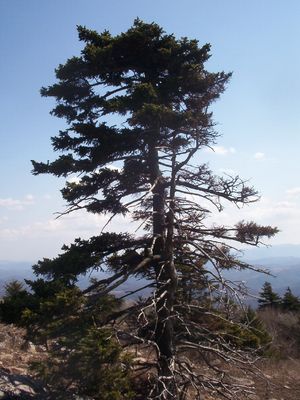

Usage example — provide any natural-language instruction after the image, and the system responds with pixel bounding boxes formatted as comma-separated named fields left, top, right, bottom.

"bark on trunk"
left=149, top=142, right=178, bottom=399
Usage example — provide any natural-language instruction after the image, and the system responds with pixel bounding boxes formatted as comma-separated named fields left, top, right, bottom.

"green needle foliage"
left=282, top=287, right=300, bottom=311
left=0, top=280, right=34, bottom=324
left=31, top=19, right=278, bottom=399
left=23, top=280, right=134, bottom=399
left=258, top=282, right=282, bottom=310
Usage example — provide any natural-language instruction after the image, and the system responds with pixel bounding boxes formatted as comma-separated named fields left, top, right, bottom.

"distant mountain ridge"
left=0, top=260, right=148, bottom=298
left=242, top=244, right=300, bottom=259
left=1, top=245, right=300, bottom=299
left=0, top=261, right=34, bottom=296
left=219, top=256, right=300, bottom=307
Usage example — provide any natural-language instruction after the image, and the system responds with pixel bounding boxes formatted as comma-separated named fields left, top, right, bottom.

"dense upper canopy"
left=32, top=19, right=232, bottom=216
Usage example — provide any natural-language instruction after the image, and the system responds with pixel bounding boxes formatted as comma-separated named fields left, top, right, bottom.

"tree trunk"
left=149, top=142, right=178, bottom=399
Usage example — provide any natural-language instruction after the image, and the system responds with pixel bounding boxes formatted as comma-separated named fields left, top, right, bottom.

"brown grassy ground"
left=252, top=359, right=300, bottom=400
left=0, top=323, right=46, bottom=374
left=0, top=322, right=300, bottom=399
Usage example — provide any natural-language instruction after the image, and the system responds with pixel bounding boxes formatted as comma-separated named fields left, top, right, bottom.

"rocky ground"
left=0, top=324, right=47, bottom=399
left=250, top=359, right=300, bottom=400
left=184, top=360, right=300, bottom=400
left=0, top=323, right=299, bottom=399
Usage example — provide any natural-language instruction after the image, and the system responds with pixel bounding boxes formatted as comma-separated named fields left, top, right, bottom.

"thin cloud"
left=0, top=210, right=134, bottom=241
left=254, top=152, right=265, bottom=160
left=0, top=195, right=35, bottom=210
left=206, top=146, right=236, bottom=155
left=286, top=187, right=300, bottom=196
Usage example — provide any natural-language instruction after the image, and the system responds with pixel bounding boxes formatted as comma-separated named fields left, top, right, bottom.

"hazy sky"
left=1, top=0, right=300, bottom=261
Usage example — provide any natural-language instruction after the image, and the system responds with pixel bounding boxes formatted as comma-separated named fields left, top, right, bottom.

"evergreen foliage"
left=258, top=282, right=300, bottom=312
left=0, top=278, right=134, bottom=398
left=239, top=307, right=271, bottom=350
left=282, top=287, right=300, bottom=311
left=22, top=280, right=134, bottom=399
left=0, top=280, right=33, bottom=324
left=31, top=20, right=278, bottom=399
left=258, top=282, right=281, bottom=309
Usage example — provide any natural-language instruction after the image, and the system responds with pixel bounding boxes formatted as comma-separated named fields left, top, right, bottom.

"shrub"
left=22, top=282, right=134, bottom=399
left=0, top=280, right=34, bottom=324
left=259, top=308, right=300, bottom=358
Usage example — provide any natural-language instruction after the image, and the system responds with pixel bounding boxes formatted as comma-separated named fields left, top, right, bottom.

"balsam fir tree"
left=31, top=20, right=278, bottom=399
left=258, top=282, right=281, bottom=309
left=282, top=287, right=300, bottom=311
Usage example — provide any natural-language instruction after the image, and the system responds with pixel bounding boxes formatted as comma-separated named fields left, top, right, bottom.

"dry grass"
left=0, top=319, right=300, bottom=399
left=125, top=306, right=300, bottom=400
left=0, top=323, right=46, bottom=375
left=258, top=308, right=300, bottom=358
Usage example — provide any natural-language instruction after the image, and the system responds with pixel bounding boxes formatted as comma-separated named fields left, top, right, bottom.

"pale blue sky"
left=1, top=0, right=300, bottom=261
